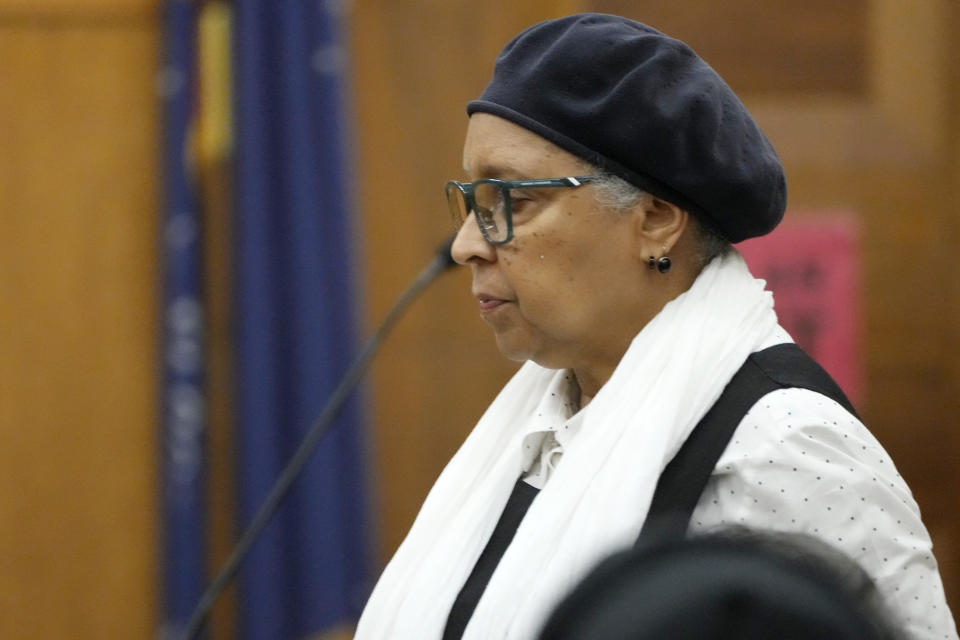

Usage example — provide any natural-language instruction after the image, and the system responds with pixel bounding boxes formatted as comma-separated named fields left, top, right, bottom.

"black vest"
left=442, top=344, right=856, bottom=640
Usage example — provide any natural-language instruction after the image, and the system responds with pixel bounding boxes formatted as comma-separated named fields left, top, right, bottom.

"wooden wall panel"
left=0, top=0, right=155, bottom=17
left=351, top=0, right=960, bottom=617
left=596, top=0, right=869, bottom=96
left=0, top=10, right=159, bottom=639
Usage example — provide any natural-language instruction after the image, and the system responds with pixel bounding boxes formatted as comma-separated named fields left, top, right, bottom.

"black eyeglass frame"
left=445, top=175, right=599, bottom=245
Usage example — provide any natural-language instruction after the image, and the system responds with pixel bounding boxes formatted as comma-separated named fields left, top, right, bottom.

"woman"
left=356, top=14, right=957, bottom=640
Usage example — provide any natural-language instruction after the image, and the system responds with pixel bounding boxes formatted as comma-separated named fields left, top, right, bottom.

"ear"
left=632, top=195, right=690, bottom=258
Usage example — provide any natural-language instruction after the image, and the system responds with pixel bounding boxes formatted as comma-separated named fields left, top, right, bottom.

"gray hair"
left=588, top=170, right=731, bottom=269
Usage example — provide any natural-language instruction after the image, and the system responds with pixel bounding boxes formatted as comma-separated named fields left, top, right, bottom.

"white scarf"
left=355, top=250, right=779, bottom=639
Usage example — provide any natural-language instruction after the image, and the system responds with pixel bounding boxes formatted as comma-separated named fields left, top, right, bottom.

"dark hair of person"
left=538, top=526, right=906, bottom=640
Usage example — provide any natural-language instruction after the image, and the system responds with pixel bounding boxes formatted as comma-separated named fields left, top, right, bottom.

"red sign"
left=738, top=214, right=862, bottom=404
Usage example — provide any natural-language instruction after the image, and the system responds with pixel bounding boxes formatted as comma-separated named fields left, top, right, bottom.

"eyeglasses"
left=445, top=175, right=598, bottom=245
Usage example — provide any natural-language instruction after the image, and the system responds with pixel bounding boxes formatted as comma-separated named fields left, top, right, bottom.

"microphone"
left=431, top=231, right=458, bottom=270
left=180, top=234, right=458, bottom=640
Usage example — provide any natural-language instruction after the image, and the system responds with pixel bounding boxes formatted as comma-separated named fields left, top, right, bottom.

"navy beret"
left=467, top=13, right=787, bottom=243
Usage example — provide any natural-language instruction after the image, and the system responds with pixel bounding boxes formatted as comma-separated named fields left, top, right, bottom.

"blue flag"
left=159, top=0, right=207, bottom=637
left=233, top=2, right=373, bottom=638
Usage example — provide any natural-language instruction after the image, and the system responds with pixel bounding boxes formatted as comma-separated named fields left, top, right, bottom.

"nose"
left=451, top=213, right=497, bottom=265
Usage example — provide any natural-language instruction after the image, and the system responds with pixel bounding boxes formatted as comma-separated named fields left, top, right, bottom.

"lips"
left=478, top=296, right=507, bottom=312
left=474, top=290, right=513, bottom=313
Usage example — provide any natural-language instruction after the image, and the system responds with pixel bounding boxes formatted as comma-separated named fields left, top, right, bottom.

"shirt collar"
left=519, top=370, right=582, bottom=472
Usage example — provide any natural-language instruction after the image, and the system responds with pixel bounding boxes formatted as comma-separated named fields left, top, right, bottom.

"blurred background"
left=1, top=0, right=958, bottom=638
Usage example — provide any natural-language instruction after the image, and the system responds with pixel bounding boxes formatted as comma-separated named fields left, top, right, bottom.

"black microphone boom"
left=179, top=234, right=458, bottom=640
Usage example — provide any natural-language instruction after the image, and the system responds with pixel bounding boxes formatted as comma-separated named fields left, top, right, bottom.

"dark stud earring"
left=648, top=256, right=672, bottom=274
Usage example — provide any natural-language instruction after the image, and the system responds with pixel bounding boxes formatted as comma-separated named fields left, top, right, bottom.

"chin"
left=494, top=342, right=532, bottom=364
left=494, top=333, right=568, bottom=371
left=493, top=331, right=537, bottom=364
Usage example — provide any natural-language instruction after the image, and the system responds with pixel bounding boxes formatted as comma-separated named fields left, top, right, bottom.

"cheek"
left=505, top=235, right=579, bottom=289
left=522, top=226, right=578, bottom=264
left=512, top=262, right=590, bottom=328
left=505, top=207, right=619, bottom=302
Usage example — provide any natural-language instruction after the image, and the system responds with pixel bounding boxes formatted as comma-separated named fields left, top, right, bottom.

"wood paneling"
left=870, top=0, right=952, bottom=156
left=593, top=0, right=869, bottom=96
left=0, top=0, right=155, bottom=17
left=0, top=12, right=159, bottom=639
